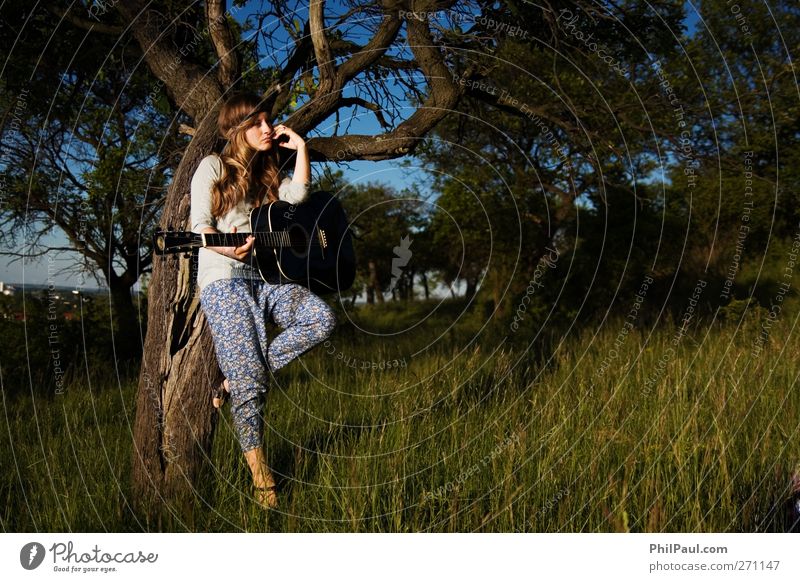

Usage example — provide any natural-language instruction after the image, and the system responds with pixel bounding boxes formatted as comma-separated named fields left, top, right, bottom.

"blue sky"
left=684, top=1, right=701, bottom=36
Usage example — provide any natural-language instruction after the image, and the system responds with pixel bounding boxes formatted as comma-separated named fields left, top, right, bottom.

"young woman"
left=190, top=92, right=337, bottom=509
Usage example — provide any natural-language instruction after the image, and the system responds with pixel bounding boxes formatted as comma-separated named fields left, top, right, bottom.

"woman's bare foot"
left=212, top=378, right=230, bottom=409
left=244, top=447, right=278, bottom=509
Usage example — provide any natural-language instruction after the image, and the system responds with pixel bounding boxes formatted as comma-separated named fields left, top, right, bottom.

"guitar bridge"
left=318, top=228, right=328, bottom=249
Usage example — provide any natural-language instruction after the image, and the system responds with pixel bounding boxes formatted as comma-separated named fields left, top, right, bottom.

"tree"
left=416, top=0, right=686, bottom=317
left=109, top=0, right=497, bottom=515
left=0, top=3, right=186, bottom=359
left=664, top=0, right=800, bottom=297
left=341, top=181, right=423, bottom=303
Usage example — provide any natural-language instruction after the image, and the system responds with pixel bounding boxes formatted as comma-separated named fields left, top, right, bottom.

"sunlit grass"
left=2, top=306, right=799, bottom=532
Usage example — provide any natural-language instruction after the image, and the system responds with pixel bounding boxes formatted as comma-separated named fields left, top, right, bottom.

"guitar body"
left=250, top=190, right=356, bottom=294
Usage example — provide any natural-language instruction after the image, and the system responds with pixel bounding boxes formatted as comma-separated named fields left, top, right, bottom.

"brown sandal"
left=253, top=484, right=279, bottom=509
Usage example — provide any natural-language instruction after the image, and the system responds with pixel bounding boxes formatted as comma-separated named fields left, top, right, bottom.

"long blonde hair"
left=211, top=92, right=281, bottom=218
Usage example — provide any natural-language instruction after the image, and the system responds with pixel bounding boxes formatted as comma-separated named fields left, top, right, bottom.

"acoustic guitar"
left=153, top=190, right=356, bottom=294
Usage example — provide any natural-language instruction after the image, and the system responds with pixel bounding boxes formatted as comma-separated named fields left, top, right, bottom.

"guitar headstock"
left=153, top=230, right=202, bottom=255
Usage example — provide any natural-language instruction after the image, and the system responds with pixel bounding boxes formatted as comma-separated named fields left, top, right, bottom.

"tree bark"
left=130, top=112, right=223, bottom=516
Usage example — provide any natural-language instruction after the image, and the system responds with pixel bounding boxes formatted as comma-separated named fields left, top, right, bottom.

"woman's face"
left=243, top=112, right=274, bottom=151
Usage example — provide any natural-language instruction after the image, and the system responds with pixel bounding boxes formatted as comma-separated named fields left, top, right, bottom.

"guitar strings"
left=209, top=231, right=321, bottom=248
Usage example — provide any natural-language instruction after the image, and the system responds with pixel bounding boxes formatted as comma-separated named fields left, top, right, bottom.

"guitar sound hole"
left=287, top=224, right=309, bottom=258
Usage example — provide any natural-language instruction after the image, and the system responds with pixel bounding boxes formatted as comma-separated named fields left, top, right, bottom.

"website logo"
left=387, top=235, right=413, bottom=293
left=20, top=542, right=46, bottom=570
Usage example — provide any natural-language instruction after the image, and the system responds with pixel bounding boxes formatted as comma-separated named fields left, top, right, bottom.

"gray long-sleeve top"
left=190, top=154, right=309, bottom=292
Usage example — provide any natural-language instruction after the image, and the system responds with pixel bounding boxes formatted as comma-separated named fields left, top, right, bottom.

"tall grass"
left=2, top=305, right=799, bottom=532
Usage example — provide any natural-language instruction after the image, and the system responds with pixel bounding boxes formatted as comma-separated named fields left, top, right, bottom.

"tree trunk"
left=108, top=272, right=143, bottom=360
left=421, top=272, right=430, bottom=300
left=493, top=278, right=504, bottom=318
left=465, top=278, right=478, bottom=300
left=131, top=113, right=223, bottom=518
left=405, top=270, right=414, bottom=300
left=368, top=260, right=384, bottom=304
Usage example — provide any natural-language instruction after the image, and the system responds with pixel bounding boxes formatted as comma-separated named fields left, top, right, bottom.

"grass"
left=1, top=301, right=799, bottom=532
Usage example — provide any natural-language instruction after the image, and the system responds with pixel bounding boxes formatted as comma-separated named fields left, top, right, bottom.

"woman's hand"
left=204, top=226, right=254, bottom=262
left=227, top=226, right=255, bottom=262
left=273, top=124, right=305, bottom=151
left=274, top=123, right=311, bottom=186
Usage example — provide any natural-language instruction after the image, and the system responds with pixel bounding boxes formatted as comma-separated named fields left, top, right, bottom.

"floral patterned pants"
left=199, top=278, right=336, bottom=452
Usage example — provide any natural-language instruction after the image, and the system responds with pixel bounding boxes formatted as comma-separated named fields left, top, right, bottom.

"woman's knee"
left=294, top=294, right=337, bottom=341
left=316, top=304, right=337, bottom=340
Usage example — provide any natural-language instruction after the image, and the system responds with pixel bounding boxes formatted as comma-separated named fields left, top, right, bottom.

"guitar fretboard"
left=204, top=231, right=294, bottom=248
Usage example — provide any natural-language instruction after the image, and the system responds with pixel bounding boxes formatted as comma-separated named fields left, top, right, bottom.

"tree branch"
left=46, top=5, right=125, bottom=35
left=114, top=1, right=222, bottom=122
left=309, top=0, right=336, bottom=93
left=337, top=5, right=403, bottom=82
left=0, top=246, right=88, bottom=259
left=339, top=97, right=391, bottom=129
left=284, top=2, right=404, bottom=135
left=295, top=2, right=464, bottom=161
left=205, top=0, right=240, bottom=89
left=329, top=38, right=417, bottom=70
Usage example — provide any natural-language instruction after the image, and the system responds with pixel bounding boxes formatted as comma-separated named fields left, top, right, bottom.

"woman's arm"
left=274, top=124, right=310, bottom=186
left=201, top=226, right=254, bottom=261
left=191, top=155, right=253, bottom=261
left=291, top=141, right=310, bottom=186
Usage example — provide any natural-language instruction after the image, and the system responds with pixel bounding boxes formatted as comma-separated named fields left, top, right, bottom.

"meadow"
left=2, top=300, right=799, bottom=532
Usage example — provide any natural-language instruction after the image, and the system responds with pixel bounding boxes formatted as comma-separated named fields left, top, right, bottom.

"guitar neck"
left=203, top=231, right=293, bottom=248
